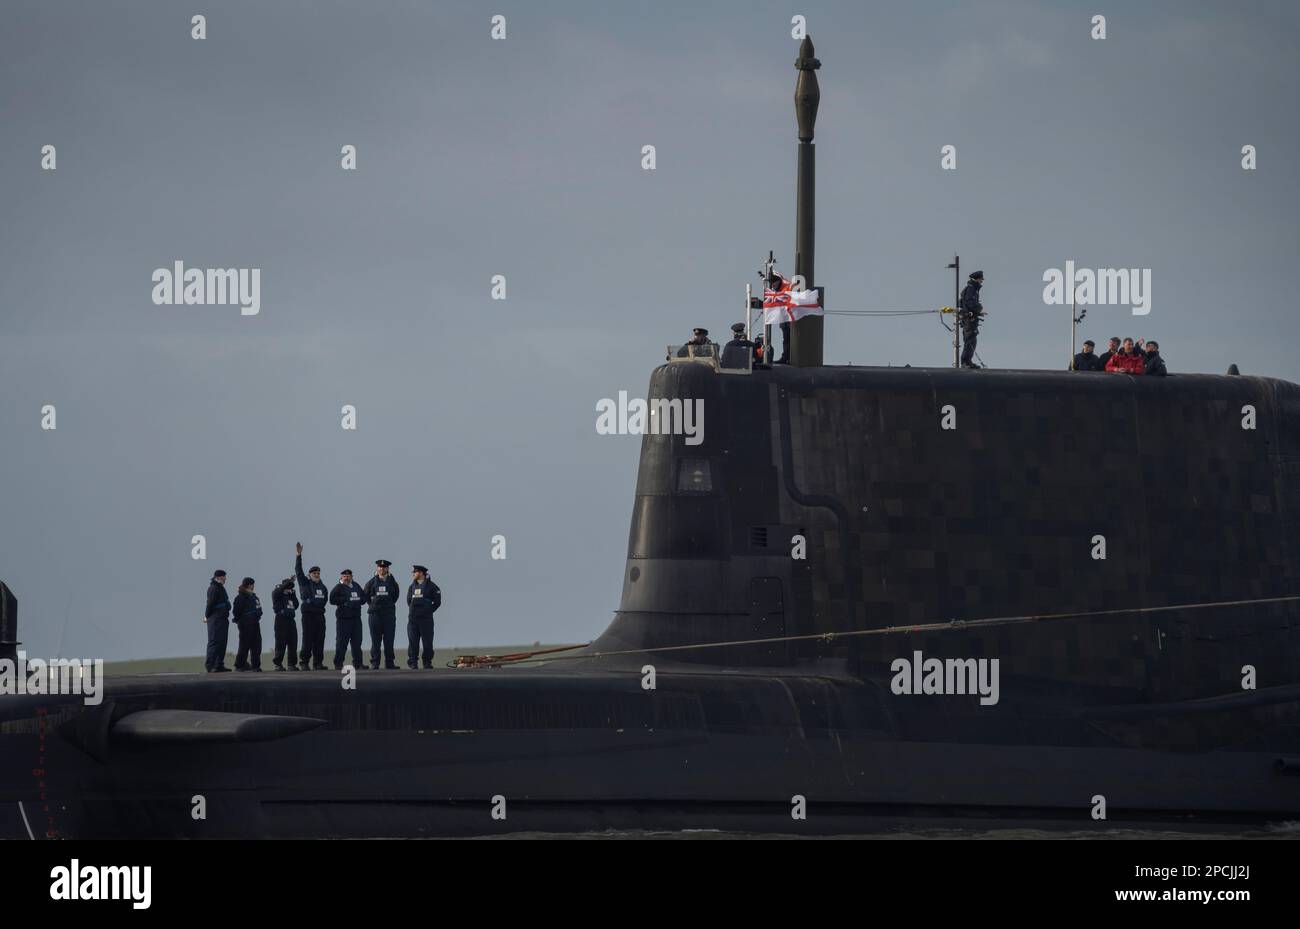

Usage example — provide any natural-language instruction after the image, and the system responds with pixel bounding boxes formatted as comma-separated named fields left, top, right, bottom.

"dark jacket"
left=674, top=339, right=715, bottom=359
left=330, top=581, right=366, bottom=620
left=272, top=586, right=299, bottom=620
left=1144, top=351, right=1168, bottom=377
left=1097, top=349, right=1116, bottom=369
left=958, top=281, right=983, bottom=330
left=363, top=574, right=401, bottom=614
left=719, top=337, right=754, bottom=370
left=1105, top=350, right=1146, bottom=375
left=1072, top=351, right=1104, bottom=372
left=407, top=579, right=442, bottom=620
left=295, top=554, right=329, bottom=614
left=233, top=590, right=263, bottom=625
left=205, top=580, right=230, bottom=619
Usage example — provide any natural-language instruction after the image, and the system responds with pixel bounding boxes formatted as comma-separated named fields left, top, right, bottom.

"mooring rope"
left=452, top=594, right=1300, bottom=669
left=825, top=308, right=939, bottom=317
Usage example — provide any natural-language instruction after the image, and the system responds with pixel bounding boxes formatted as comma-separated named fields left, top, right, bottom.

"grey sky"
left=2, top=1, right=1297, bottom=659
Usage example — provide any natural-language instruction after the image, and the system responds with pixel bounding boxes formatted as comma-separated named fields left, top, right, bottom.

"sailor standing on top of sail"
left=769, top=270, right=792, bottom=364
left=674, top=328, right=714, bottom=359
left=720, top=323, right=755, bottom=369
left=958, top=270, right=988, bottom=369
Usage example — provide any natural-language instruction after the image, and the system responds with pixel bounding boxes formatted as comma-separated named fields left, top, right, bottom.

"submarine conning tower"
left=589, top=40, right=1300, bottom=694
left=594, top=362, right=1300, bottom=704
left=0, top=582, right=18, bottom=662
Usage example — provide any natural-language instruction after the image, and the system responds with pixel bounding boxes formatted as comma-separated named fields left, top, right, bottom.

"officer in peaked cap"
left=720, top=322, right=755, bottom=369
left=675, top=327, right=714, bottom=359
left=364, top=559, right=401, bottom=669
left=204, top=570, right=232, bottom=673
left=958, top=270, right=988, bottom=369
left=406, top=565, right=442, bottom=669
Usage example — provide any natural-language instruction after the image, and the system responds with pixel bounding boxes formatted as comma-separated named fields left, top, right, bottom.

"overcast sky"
left=2, top=0, right=1297, bottom=660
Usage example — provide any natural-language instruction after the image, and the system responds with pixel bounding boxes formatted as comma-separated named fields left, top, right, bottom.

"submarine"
left=3, top=38, right=1300, bottom=839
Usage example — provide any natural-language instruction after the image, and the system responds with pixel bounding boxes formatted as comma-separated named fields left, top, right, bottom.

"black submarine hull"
left=3, top=667, right=1300, bottom=839
left=4, top=363, right=1300, bottom=837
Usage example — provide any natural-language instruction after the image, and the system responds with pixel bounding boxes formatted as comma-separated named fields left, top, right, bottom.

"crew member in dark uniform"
left=330, top=569, right=368, bottom=670
left=769, top=270, right=792, bottom=365
left=719, top=323, right=755, bottom=369
left=406, top=565, right=441, bottom=669
left=204, top=570, right=232, bottom=673
left=1143, top=340, right=1168, bottom=377
left=232, top=577, right=264, bottom=672
left=752, top=334, right=767, bottom=366
left=365, top=559, right=401, bottom=669
left=272, top=577, right=300, bottom=670
left=295, top=542, right=329, bottom=670
left=674, top=328, right=713, bottom=359
left=958, top=270, right=987, bottom=369
left=1072, top=340, right=1104, bottom=371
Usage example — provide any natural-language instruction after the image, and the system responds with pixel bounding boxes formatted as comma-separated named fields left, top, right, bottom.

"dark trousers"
left=961, top=327, right=978, bottom=366
left=273, top=616, right=299, bottom=667
left=778, top=321, right=791, bottom=362
left=407, top=617, right=435, bottom=666
left=235, top=620, right=262, bottom=669
left=205, top=615, right=230, bottom=670
left=334, top=616, right=364, bottom=668
left=299, top=612, right=326, bottom=667
left=368, top=611, right=397, bottom=666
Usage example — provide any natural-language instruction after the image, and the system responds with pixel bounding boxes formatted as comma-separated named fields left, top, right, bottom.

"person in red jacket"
left=1105, top=337, right=1146, bottom=374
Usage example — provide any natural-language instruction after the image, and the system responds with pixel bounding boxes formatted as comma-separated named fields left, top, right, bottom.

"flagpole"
left=949, top=255, right=960, bottom=368
left=1070, top=263, right=1077, bottom=370
left=764, top=251, right=774, bottom=360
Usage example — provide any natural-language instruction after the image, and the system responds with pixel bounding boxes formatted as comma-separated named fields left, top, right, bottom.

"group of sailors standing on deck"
left=1073, top=336, right=1168, bottom=376
left=201, top=543, right=441, bottom=673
